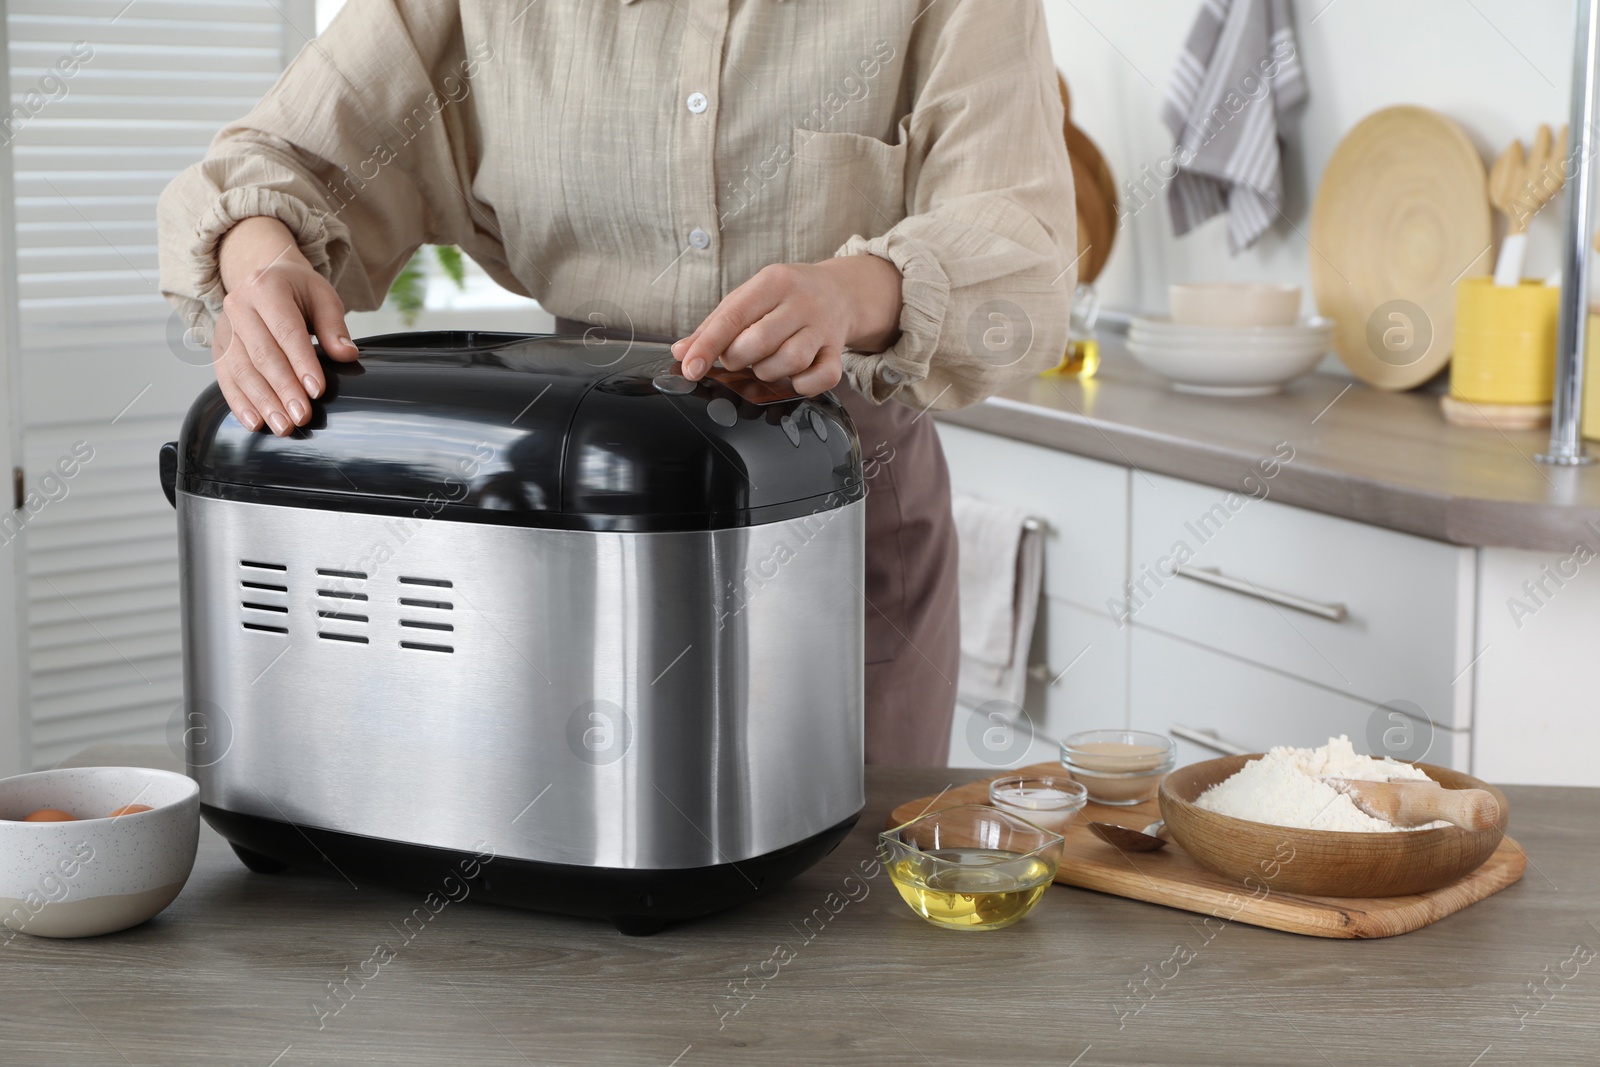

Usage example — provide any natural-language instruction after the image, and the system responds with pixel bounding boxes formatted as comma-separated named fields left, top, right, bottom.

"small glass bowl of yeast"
left=1060, top=729, right=1177, bottom=806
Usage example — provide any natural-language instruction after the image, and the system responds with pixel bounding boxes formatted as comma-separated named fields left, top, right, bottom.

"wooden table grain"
left=3, top=745, right=1596, bottom=1066
left=935, top=344, right=1600, bottom=552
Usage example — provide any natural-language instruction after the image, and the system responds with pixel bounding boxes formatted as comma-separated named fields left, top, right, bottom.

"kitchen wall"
left=1044, top=0, right=1575, bottom=316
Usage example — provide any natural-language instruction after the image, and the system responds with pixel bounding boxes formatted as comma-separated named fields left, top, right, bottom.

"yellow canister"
left=1451, top=277, right=1559, bottom=405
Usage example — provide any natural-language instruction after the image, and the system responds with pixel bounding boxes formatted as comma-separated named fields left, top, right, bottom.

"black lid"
left=176, top=332, right=863, bottom=532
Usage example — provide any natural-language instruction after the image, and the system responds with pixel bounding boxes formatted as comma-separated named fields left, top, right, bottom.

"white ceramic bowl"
left=1126, top=338, right=1327, bottom=396
left=0, top=767, right=200, bottom=938
left=1169, top=283, right=1302, bottom=327
left=1130, top=315, right=1334, bottom=341
left=1128, top=334, right=1331, bottom=358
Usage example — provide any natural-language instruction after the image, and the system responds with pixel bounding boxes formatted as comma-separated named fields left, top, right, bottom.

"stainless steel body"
left=180, top=492, right=866, bottom=870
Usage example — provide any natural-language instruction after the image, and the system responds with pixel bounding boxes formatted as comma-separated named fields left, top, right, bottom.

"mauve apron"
left=555, top=318, right=958, bottom=766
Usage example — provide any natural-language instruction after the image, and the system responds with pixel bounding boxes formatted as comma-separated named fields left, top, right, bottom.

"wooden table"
left=3, top=746, right=1596, bottom=1066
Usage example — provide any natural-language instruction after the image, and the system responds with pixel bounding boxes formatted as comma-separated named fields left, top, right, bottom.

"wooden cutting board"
left=887, top=763, right=1527, bottom=939
left=1308, top=106, right=1493, bottom=391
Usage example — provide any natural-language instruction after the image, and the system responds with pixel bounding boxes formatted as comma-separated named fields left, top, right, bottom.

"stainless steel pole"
left=1540, top=0, right=1600, bottom=465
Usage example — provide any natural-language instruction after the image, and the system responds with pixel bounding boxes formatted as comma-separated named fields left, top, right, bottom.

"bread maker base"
left=202, top=804, right=861, bottom=936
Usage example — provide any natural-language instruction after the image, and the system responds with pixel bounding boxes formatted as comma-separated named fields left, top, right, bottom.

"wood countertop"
left=935, top=344, right=1600, bottom=552
left=3, top=745, right=1596, bottom=1066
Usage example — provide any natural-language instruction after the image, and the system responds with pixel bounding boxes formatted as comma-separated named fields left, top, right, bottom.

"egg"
left=106, top=804, right=154, bottom=818
left=22, top=808, right=78, bottom=822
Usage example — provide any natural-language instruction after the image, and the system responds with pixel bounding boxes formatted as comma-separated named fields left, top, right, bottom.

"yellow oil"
left=1043, top=338, right=1100, bottom=379
left=888, top=848, right=1054, bottom=930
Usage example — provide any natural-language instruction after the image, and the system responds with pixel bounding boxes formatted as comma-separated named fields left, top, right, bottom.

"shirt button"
left=686, top=91, right=709, bottom=114
left=689, top=227, right=711, bottom=250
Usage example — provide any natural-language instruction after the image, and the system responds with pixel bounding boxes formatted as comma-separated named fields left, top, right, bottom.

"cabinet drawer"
left=937, top=423, right=1128, bottom=611
left=1130, top=473, right=1475, bottom=728
left=1027, top=597, right=1129, bottom=737
left=1130, top=629, right=1470, bottom=770
left=949, top=597, right=1129, bottom=769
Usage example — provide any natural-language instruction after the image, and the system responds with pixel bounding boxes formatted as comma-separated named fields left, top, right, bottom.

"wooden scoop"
left=1089, top=819, right=1169, bottom=852
left=1323, top=778, right=1501, bottom=831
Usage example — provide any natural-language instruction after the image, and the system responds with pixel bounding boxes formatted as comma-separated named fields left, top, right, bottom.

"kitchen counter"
left=4, top=746, right=1596, bottom=1066
left=935, top=345, right=1600, bottom=551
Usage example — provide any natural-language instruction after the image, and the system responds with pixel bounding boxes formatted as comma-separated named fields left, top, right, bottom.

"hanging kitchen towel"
left=952, top=492, right=1045, bottom=710
left=1161, top=0, right=1307, bottom=253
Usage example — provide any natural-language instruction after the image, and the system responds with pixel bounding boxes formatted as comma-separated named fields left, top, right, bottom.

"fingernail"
left=685, top=359, right=704, bottom=377
left=671, top=340, right=685, bottom=355
left=267, top=412, right=290, bottom=436
left=337, top=335, right=353, bottom=348
left=288, top=398, right=308, bottom=423
left=241, top=411, right=262, bottom=431
left=303, top=375, right=321, bottom=399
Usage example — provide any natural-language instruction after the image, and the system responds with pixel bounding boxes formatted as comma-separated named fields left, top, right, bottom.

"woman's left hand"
left=673, top=254, right=903, bottom=396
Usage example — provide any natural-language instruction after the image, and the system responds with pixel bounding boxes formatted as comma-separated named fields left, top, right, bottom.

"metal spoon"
left=1089, top=819, right=1169, bottom=852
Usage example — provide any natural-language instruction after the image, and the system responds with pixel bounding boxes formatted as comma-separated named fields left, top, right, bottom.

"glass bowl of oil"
left=879, top=804, right=1064, bottom=931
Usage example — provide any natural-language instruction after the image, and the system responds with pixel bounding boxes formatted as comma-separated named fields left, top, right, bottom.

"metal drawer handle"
left=1174, top=565, right=1347, bottom=623
left=1170, top=724, right=1251, bottom=756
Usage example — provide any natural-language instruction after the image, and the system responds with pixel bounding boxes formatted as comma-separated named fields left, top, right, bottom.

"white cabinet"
left=937, top=424, right=1128, bottom=612
left=1130, top=473, right=1477, bottom=729
left=1473, top=546, right=1600, bottom=786
left=1129, top=628, right=1470, bottom=770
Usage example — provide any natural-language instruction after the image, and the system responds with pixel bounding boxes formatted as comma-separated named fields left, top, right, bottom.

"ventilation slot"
left=400, top=619, right=453, bottom=632
left=240, top=560, right=290, bottom=635
left=399, top=597, right=452, bottom=610
left=400, top=640, right=454, bottom=654
left=320, top=589, right=368, bottom=601
left=319, top=632, right=369, bottom=645
left=317, top=568, right=368, bottom=580
left=318, top=611, right=369, bottom=624
left=399, top=576, right=453, bottom=588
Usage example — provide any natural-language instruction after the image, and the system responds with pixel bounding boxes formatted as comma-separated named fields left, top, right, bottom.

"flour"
left=1194, top=735, right=1443, bottom=832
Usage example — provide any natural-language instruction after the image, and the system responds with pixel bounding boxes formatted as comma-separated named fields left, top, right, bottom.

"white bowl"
left=1128, top=333, right=1331, bottom=358
left=0, top=767, right=199, bottom=938
left=1169, top=283, right=1302, bottom=327
left=1126, top=338, right=1326, bottom=396
left=1130, top=315, right=1334, bottom=340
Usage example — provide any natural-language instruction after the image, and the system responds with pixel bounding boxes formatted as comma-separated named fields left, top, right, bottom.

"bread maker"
left=159, top=331, right=865, bottom=934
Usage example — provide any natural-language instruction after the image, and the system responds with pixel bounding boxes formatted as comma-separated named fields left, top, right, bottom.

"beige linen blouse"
left=157, top=0, right=1076, bottom=410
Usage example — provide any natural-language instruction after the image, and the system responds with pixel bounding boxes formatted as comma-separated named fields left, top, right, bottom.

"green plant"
left=386, top=245, right=467, bottom=326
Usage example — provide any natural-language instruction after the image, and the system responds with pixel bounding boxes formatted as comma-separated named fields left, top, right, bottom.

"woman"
left=157, top=0, right=1075, bottom=766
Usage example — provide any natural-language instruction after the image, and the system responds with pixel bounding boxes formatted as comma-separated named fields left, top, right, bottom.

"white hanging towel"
left=952, top=493, right=1045, bottom=710
left=1161, top=0, right=1308, bottom=253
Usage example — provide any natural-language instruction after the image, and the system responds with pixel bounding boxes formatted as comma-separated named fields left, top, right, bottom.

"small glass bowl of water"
left=987, top=775, right=1089, bottom=834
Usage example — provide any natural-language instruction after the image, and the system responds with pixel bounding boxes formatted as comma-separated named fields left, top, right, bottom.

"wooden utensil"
left=1089, top=819, right=1168, bottom=852
left=886, top=762, right=1526, bottom=939
left=1159, top=756, right=1510, bottom=898
left=1489, top=124, right=1569, bottom=286
left=1058, top=72, right=1118, bottom=285
left=1309, top=106, right=1493, bottom=390
left=1323, top=777, right=1502, bottom=831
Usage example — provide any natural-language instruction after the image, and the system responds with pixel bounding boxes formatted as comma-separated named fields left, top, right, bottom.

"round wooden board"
left=1059, top=73, right=1118, bottom=285
left=1309, top=106, right=1492, bottom=391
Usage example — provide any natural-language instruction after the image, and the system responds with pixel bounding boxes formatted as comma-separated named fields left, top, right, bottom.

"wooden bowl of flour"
left=1159, top=757, right=1509, bottom=897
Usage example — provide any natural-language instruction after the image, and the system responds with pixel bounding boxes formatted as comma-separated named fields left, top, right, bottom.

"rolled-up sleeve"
left=157, top=0, right=515, bottom=341
left=838, top=0, right=1076, bottom=410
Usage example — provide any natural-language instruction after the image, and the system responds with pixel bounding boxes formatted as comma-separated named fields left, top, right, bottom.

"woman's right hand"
left=214, top=216, right=360, bottom=435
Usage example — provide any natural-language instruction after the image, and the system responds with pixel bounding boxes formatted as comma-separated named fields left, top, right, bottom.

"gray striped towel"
left=1162, top=0, right=1307, bottom=253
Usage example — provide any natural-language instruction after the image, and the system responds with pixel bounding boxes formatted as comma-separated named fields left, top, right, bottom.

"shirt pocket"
left=787, top=130, right=908, bottom=263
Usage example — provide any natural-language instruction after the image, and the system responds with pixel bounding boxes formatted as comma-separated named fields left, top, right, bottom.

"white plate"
left=1126, top=339, right=1324, bottom=396
left=1127, top=333, right=1331, bottom=357
left=1130, top=315, right=1334, bottom=340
